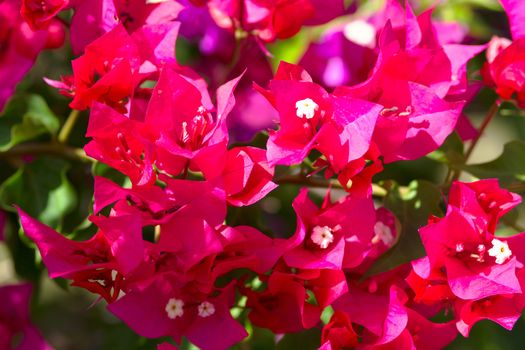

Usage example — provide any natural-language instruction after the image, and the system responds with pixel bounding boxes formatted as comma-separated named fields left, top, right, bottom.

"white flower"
left=343, top=20, right=376, bottom=48
left=198, top=301, right=216, bottom=318
left=165, top=298, right=184, bottom=319
left=488, top=238, right=512, bottom=265
left=311, top=225, right=334, bottom=249
left=295, top=98, right=319, bottom=119
left=373, top=221, right=395, bottom=246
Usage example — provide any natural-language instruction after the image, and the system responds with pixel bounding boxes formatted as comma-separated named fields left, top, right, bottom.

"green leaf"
left=462, top=141, right=525, bottom=182
left=0, top=94, right=60, bottom=151
left=0, top=157, right=77, bottom=228
left=268, top=30, right=309, bottom=70
left=365, top=180, right=443, bottom=277
left=276, top=328, right=321, bottom=350
left=3, top=213, right=41, bottom=282
left=321, top=306, right=335, bottom=325
left=243, top=327, right=276, bottom=350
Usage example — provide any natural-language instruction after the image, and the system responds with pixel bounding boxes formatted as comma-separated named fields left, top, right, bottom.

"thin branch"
left=274, top=174, right=388, bottom=197
left=58, top=109, right=81, bottom=144
left=505, top=182, right=525, bottom=193
left=449, top=102, right=500, bottom=182
left=0, top=142, right=93, bottom=163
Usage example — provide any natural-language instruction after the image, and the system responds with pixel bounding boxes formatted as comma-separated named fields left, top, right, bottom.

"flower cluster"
left=0, top=0, right=65, bottom=112
left=412, top=180, right=525, bottom=337
left=482, top=0, right=525, bottom=107
left=5, top=0, right=525, bottom=349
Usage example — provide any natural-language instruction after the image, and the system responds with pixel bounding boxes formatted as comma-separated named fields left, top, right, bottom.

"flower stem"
left=0, top=142, right=93, bottom=163
left=464, top=102, right=500, bottom=161
left=506, top=182, right=525, bottom=193
left=274, top=174, right=388, bottom=197
left=449, top=101, right=500, bottom=182
left=58, top=109, right=81, bottom=144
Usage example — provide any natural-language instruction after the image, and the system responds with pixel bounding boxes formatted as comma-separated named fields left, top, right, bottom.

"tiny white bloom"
left=165, top=298, right=184, bottom=319
left=373, top=222, right=395, bottom=246
left=198, top=301, right=216, bottom=317
left=488, top=238, right=512, bottom=265
left=295, top=98, right=319, bottom=119
left=343, top=20, right=376, bottom=48
left=455, top=242, right=464, bottom=253
left=311, top=225, right=334, bottom=249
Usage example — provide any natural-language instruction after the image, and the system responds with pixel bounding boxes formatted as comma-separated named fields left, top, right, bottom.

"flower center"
left=488, top=238, right=512, bottom=265
left=311, top=225, right=334, bottom=249
left=115, top=132, right=144, bottom=166
left=373, top=221, right=394, bottom=246
left=165, top=298, right=184, bottom=319
left=380, top=105, right=413, bottom=118
left=295, top=98, right=319, bottom=119
left=198, top=301, right=215, bottom=317
left=179, top=106, right=213, bottom=150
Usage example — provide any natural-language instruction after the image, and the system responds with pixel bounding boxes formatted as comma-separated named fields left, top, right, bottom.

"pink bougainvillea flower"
left=46, top=24, right=144, bottom=111
left=482, top=37, right=525, bottom=107
left=19, top=208, right=144, bottom=302
left=354, top=309, right=456, bottom=350
left=298, top=268, right=348, bottom=308
left=333, top=285, right=409, bottom=347
left=331, top=143, right=383, bottom=197
left=366, top=207, right=398, bottom=261
left=450, top=235, right=525, bottom=335
left=480, top=1, right=525, bottom=106
left=259, top=65, right=333, bottom=165
left=47, top=20, right=186, bottom=112
left=206, top=0, right=344, bottom=43
left=448, top=179, right=521, bottom=233
left=243, top=268, right=330, bottom=333
left=419, top=207, right=521, bottom=300
left=454, top=290, right=525, bottom=337
left=146, top=66, right=242, bottom=176
left=320, top=311, right=359, bottom=350
left=196, top=146, right=277, bottom=206
left=343, top=79, right=463, bottom=163
left=84, top=103, right=156, bottom=186
left=356, top=0, right=484, bottom=99
left=131, top=22, right=182, bottom=69
left=212, top=225, right=285, bottom=278
left=331, top=1, right=486, bottom=161
left=108, top=274, right=247, bottom=350
left=69, top=0, right=183, bottom=54
left=258, top=62, right=381, bottom=169
left=334, top=21, right=467, bottom=162
left=406, top=257, right=455, bottom=306
left=0, top=283, right=52, bottom=350
left=157, top=216, right=224, bottom=273
left=283, top=188, right=375, bottom=270
left=93, top=176, right=226, bottom=227
left=86, top=66, right=242, bottom=184
left=0, top=0, right=63, bottom=112
left=403, top=310, right=457, bottom=350
left=21, top=0, right=69, bottom=30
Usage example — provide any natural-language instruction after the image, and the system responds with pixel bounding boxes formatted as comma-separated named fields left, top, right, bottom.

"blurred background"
left=2, top=0, right=525, bottom=348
